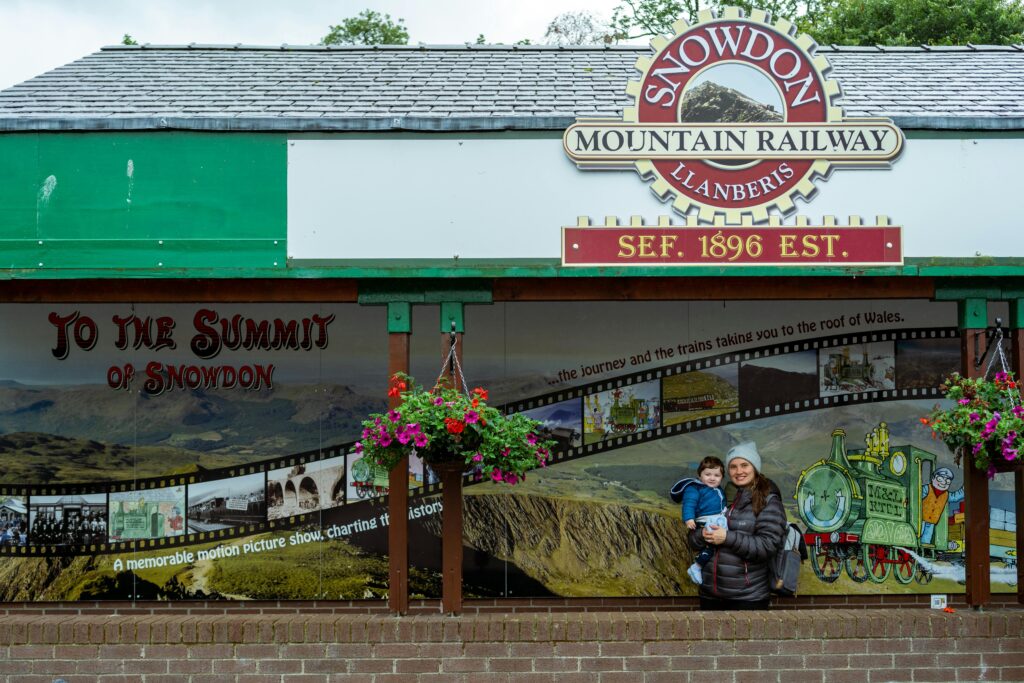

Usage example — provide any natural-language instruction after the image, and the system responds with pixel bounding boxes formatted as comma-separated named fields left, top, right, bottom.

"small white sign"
left=930, top=594, right=948, bottom=609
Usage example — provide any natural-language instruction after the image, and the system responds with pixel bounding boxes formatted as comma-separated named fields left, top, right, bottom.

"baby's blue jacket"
left=669, top=478, right=726, bottom=522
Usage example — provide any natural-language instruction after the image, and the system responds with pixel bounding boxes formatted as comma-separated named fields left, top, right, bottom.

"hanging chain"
left=983, top=327, right=1019, bottom=408
left=436, top=328, right=470, bottom=396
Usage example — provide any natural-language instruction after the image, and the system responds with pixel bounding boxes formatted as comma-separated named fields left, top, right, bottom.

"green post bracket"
left=387, top=301, right=412, bottom=334
left=440, top=302, right=464, bottom=334
left=1010, top=299, right=1024, bottom=330
left=958, top=298, right=989, bottom=330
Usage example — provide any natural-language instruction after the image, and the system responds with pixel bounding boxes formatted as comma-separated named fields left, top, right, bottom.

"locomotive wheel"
left=864, top=544, right=892, bottom=583
left=811, top=546, right=842, bottom=583
left=844, top=550, right=869, bottom=583
left=891, top=547, right=916, bottom=585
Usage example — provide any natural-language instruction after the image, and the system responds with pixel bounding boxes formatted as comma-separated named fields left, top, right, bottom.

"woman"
left=687, top=441, right=786, bottom=610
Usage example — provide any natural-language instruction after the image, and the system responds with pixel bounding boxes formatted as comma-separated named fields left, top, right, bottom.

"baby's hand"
left=685, top=519, right=696, bottom=530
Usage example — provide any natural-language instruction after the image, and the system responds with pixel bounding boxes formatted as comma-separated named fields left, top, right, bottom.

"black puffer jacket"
left=688, top=481, right=786, bottom=602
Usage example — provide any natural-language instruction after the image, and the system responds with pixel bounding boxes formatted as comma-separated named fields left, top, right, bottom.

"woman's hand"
left=702, top=524, right=727, bottom=545
left=685, top=519, right=696, bottom=530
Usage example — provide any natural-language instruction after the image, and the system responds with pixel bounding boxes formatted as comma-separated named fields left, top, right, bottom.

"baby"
left=669, top=456, right=727, bottom=584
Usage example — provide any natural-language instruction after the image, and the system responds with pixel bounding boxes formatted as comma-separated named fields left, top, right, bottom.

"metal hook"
left=973, top=317, right=1004, bottom=370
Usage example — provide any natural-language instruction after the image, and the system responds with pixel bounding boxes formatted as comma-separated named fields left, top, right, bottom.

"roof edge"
left=97, top=43, right=1024, bottom=53
left=1, top=115, right=1023, bottom=133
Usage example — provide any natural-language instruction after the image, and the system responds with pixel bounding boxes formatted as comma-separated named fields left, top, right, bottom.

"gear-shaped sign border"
left=567, top=6, right=903, bottom=224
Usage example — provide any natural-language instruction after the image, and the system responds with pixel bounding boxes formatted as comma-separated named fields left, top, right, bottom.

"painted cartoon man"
left=920, top=467, right=965, bottom=545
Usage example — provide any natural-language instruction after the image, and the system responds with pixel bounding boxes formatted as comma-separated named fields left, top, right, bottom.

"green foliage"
left=121, top=33, right=138, bottom=46
left=925, top=371, right=1023, bottom=475
left=355, top=374, right=554, bottom=485
left=607, top=0, right=1023, bottom=45
left=320, top=9, right=409, bottom=46
left=805, top=0, right=1024, bottom=46
left=611, top=0, right=697, bottom=38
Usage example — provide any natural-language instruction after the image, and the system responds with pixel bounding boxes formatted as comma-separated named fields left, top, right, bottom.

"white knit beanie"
left=725, top=441, right=762, bottom=474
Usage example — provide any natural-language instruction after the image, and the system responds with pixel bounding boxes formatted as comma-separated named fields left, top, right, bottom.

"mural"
left=0, top=300, right=1014, bottom=601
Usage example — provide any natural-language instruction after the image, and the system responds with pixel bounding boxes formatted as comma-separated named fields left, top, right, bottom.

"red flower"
left=445, top=418, right=466, bottom=434
left=471, top=398, right=479, bottom=408
left=387, top=377, right=407, bottom=397
left=472, top=387, right=489, bottom=401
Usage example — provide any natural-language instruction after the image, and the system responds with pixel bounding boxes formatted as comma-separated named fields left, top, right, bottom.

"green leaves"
left=321, top=10, right=410, bottom=46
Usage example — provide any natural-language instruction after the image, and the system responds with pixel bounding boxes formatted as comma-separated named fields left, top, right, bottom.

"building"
left=0, top=17, right=1022, bottom=616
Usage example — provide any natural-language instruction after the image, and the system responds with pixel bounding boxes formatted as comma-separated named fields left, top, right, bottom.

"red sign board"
left=562, top=226, right=902, bottom=267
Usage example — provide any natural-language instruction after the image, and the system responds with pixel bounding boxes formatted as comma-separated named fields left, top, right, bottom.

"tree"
left=610, top=0, right=696, bottom=39
left=806, top=0, right=1024, bottom=46
left=607, top=0, right=1024, bottom=45
left=320, top=10, right=409, bottom=46
left=121, top=34, right=138, bottom=46
left=544, top=11, right=617, bottom=45
left=608, top=0, right=820, bottom=39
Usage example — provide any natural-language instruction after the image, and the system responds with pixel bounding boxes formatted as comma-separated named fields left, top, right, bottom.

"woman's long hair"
left=749, top=470, right=772, bottom=516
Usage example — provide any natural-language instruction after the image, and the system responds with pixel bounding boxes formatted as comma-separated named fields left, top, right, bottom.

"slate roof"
left=1, top=44, right=1022, bottom=131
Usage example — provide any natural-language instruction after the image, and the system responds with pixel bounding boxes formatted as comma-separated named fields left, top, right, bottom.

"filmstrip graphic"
left=0, top=327, right=958, bottom=557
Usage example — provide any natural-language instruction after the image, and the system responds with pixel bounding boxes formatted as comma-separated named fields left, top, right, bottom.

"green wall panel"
left=0, top=133, right=286, bottom=270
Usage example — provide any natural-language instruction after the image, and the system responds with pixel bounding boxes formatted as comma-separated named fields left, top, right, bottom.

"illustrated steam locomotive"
left=350, top=456, right=391, bottom=498
left=796, top=424, right=1015, bottom=585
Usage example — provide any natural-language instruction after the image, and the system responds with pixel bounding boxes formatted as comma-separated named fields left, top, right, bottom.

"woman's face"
left=728, top=458, right=756, bottom=487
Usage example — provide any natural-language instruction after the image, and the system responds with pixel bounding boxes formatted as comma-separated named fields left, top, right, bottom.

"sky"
left=0, top=0, right=626, bottom=90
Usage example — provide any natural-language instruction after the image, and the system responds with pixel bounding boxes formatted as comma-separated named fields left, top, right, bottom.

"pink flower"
left=472, top=453, right=483, bottom=463
left=1014, top=406, right=1024, bottom=419
left=387, top=409, right=401, bottom=423
left=959, top=398, right=971, bottom=405
left=433, top=397, right=445, bottom=406
left=354, top=442, right=364, bottom=454
left=379, top=433, right=393, bottom=448
left=396, top=427, right=412, bottom=445
left=374, top=417, right=383, bottom=427
left=464, top=410, right=479, bottom=424
left=503, top=472, right=518, bottom=484
left=972, top=442, right=984, bottom=455
left=414, top=433, right=428, bottom=448
left=526, top=433, right=538, bottom=445
left=969, top=412, right=981, bottom=423
left=491, top=469, right=503, bottom=482
left=406, top=422, right=420, bottom=434
left=983, top=413, right=1001, bottom=437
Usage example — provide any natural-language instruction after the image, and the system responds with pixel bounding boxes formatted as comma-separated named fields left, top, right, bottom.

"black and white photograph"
left=29, top=494, right=107, bottom=546
left=186, top=472, right=267, bottom=532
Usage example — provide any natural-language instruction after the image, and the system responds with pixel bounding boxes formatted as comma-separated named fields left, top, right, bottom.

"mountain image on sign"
left=678, top=81, right=783, bottom=124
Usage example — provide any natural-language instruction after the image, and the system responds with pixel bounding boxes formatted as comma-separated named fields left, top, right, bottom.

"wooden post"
left=960, top=298, right=990, bottom=609
left=387, top=302, right=411, bottom=615
left=439, top=302, right=465, bottom=615
left=1010, top=299, right=1024, bottom=604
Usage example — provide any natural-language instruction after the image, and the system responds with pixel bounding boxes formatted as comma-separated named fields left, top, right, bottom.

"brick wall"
left=1, top=608, right=1022, bottom=682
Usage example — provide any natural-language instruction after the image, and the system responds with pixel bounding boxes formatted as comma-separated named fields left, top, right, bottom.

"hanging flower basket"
left=923, top=371, right=1023, bottom=478
left=353, top=373, right=554, bottom=485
